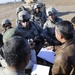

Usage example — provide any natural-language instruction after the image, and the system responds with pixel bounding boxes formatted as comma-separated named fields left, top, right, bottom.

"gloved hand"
left=34, top=36, right=45, bottom=45
left=28, top=39, right=35, bottom=49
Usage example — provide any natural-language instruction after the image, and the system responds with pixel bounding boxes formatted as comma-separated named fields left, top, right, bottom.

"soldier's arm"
left=41, top=27, right=55, bottom=45
left=34, top=22, right=43, bottom=33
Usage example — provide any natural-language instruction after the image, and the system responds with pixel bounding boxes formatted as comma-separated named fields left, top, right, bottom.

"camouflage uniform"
left=42, top=7, right=62, bottom=45
left=31, top=3, right=47, bottom=27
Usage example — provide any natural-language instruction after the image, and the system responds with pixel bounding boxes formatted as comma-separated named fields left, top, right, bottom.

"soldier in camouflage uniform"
left=1, top=19, right=12, bottom=35
left=42, top=7, right=62, bottom=45
left=31, top=3, right=47, bottom=27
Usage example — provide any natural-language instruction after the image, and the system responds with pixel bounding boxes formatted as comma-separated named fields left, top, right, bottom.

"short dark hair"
left=56, top=21, right=74, bottom=40
left=3, top=36, right=30, bottom=67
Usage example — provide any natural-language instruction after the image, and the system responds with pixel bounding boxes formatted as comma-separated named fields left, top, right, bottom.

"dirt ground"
left=0, top=0, right=75, bottom=32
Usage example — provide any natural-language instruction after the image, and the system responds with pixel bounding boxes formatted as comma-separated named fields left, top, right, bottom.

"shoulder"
left=55, top=50, right=68, bottom=63
left=65, top=41, right=75, bottom=57
left=43, top=20, right=50, bottom=28
left=3, top=28, right=16, bottom=43
left=57, top=17, right=63, bottom=22
left=0, top=67, right=5, bottom=75
left=55, top=43, right=71, bottom=64
left=44, top=20, right=49, bottom=25
left=30, top=21, right=42, bottom=28
left=3, top=28, right=16, bottom=35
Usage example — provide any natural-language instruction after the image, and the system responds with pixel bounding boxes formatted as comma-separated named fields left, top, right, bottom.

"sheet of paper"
left=37, top=48, right=55, bottom=64
left=31, top=64, right=50, bottom=75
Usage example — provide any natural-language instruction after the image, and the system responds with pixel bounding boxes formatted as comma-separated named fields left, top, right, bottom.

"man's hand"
left=46, top=46, right=54, bottom=50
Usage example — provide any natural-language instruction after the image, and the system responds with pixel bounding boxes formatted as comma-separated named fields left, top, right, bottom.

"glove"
left=34, top=36, right=45, bottom=45
left=28, top=39, right=35, bottom=49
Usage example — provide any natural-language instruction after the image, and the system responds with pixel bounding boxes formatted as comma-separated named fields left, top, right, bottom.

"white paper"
left=31, top=64, right=50, bottom=75
left=37, top=48, right=55, bottom=64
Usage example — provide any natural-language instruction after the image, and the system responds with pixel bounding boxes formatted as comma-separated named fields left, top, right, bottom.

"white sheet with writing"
left=31, top=64, right=50, bottom=75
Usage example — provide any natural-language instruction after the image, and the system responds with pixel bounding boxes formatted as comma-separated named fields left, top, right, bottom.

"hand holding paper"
left=46, top=46, right=54, bottom=50
left=37, top=48, right=55, bottom=64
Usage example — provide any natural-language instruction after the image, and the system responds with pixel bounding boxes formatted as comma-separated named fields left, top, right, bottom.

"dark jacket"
left=16, top=21, right=43, bottom=40
left=52, top=39, right=75, bottom=75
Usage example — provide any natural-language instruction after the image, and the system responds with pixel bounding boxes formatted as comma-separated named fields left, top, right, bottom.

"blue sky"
left=0, top=0, right=21, bottom=3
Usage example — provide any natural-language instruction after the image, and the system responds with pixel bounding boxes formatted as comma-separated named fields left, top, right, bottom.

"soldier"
left=38, top=2, right=46, bottom=14
left=0, top=10, right=44, bottom=72
left=16, top=6, right=29, bottom=25
left=16, top=10, right=44, bottom=53
left=16, top=9, right=45, bottom=68
left=42, top=7, right=62, bottom=45
left=1, top=19, right=12, bottom=35
left=16, top=10, right=43, bottom=40
left=31, top=3, right=47, bottom=27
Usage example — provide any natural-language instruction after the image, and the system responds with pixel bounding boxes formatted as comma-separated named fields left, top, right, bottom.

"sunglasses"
left=22, top=19, right=29, bottom=23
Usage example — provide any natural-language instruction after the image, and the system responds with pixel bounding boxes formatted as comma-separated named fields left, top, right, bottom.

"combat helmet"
left=46, top=7, right=57, bottom=16
left=18, top=10, right=31, bottom=21
left=16, top=6, right=31, bottom=14
left=1, top=19, right=11, bottom=27
left=33, top=3, right=41, bottom=9
left=16, top=6, right=26, bottom=14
